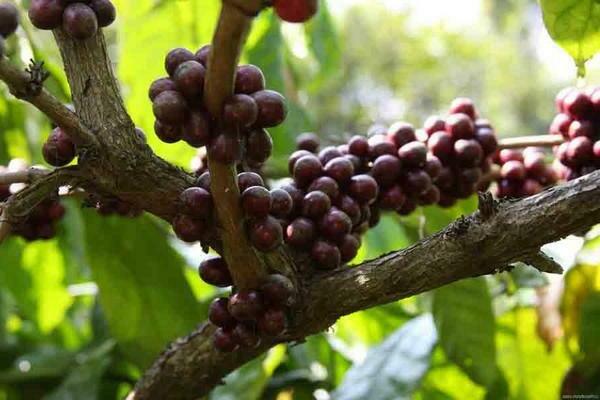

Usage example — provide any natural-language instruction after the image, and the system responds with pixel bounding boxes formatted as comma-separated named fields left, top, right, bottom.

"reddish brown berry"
left=165, top=48, right=195, bottom=76
left=296, top=132, right=320, bottom=152
left=173, top=60, right=206, bottom=99
left=252, top=90, right=287, bottom=127
left=63, top=3, right=98, bottom=39
left=246, top=128, right=273, bottom=164
left=29, top=0, right=64, bottom=30
left=235, top=64, right=265, bottom=94
left=371, top=154, right=401, bottom=188
left=153, top=90, right=189, bottom=125
left=248, top=216, right=283, bottom=252
left=311, top=240, right=341, bottom=270
left=273, top=0, right=318, bottom=23
left=348, top=174, right=379, bottom=205
left=233, top=323, right=261, bottom=348
left=348, top=135, right=370, bottom=157
left=180, top=187, right=213, bottom=219
left=398, top=141, right=427, bottom=168
left=261, top=274, right=295, bottom=306
left=293, top=155, right=323, bottom=187
left=449, top=97, right=477, bottom=120
left=308, top=176, right=339, bottom=200
left=194, top=45, right=211, bottom=66
left=285, top=217, right=315, bottom=249
left=270, top=189, right=293, bottom=218
left=319, top=208, right=352, bottom=242
left=223, top=94, right=258, bottom=128
left=387, top=122, right=416, bottom=148
left=339, top=234, right=360, bottom=263
left=445, top=113, right=475, bottom=140
left=149, top=78, right=177, bottom=101
left=90, top=0, right=116, bottom=27
left=242, top=186, right=272, bottom=218
left=238, top=172, right=265, bottom=192
left=213, top=327, right=238, bottom=352
left=209, top=134, right=241, bottom=164
left=42, top=127, right=76, bottom=166
left=0, top=2, right=19, bottom=37
left=172, top=214, right=204, bottom=242
left=154, top=120, right=182, bottom=143
left=209, top=298, right=237, bottom=328
left=228, top=290, right=264, bottom=321
left=199, top=257, right=232, bottom=287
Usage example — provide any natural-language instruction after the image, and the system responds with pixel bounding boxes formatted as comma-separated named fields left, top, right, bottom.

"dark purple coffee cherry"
left=449, top=97, right=477, bottom=120
left=302, top=190, right=331, bottom=219
left=288, top=149, right=313, bottom=174
left=296, top=132, right=320, bottom=152
left=348, top=135, right=370, bottom=157
left=248, top=216, right=283, bottom=252
left=63, top=3, right=98, bottom=40
left=196, top=171, right=211, bottom=190
left=258, top=308, right=287, bottom=336
left=246, top=128, right=273, bottom=164
left=270, top=189, right=293, bottom=218
left=311, top=240, right=341, bottom=270
left=285, top=217, right=315, bottom=249
left=165, top=47, right=195, bottom=76
left=183, top=111, right=211, bottom=147
left=237, top=172, right=264, bottom=193
left=550, top=113, right=572, bottom=137
left=567, top=120, right=594, bottom=139
left=379, top=185, right=406, bottom=210
left=173, top=60, right=206, bottom=99
left=223, top=94, right=258, bottom=128
left=293, top=155, right=323, bottom=187
left=153, top=90, right=188, bottom=125
left=567, top=136, right=593, bottom=164
left=458, top=167, right=482, bottom=185
left=199, top=257, right=232, bottom=287
left=402, top=170, right=432, bottom=195
left=209, top=134, right=241, bottom=164
left=172, top=214, right=204, bottom=242
left=213, top=327, right=238, bottom=352
left=252, top=90, right=287, bottom=127
left=501, top=160, right=526, bottom=181
left=180, top=187, right=213, bottom=219
left=235, top=64, right=265, bottom=94
left=387, top=122, right=416, bottom=148
left=339, top=234, right=360, bottom=263
left=29, top=0, right=64, bottom=29
left=424, top=116, right=446, bottom=136
left=318, top=146, right=343, bottom=166
left=368, top=135, right=397, bottom=159
left=228, top=290, right=264, bottom=321
left=498, top=149, right=524, bottom=163
left=397, top=141, right=427, bottom=168
left=336, top=195, right=361, bottom=225
left=280, top=182, right=304, bottom=215
left=324, top=157, right=355, bottom=184
left=43, top=127, right=76, bottom=166
left=319, top=208, right=352, bottom=242
left=563, top=89, right=593, bottom=119
left=424, top=154, right=442, bottom=180
left=261, top=274, right=295, bottom=306
left=233, top=323, right=261, bottom=348
left=149, top=78, right=177, bottom=101
left=520, top=179, right=544, bottom=197
left=371, top=155, right=401, bottom=188
left=154, top=120, right=182, bottom=143
left=90, top=0, right=116, bottom=27
left=445, top=113, right=475, bottom=140
left=418, top=185, right=441, bottom=206
left=397, top=197, right=417, bottom=216
left=475, top=128, right=498, bottom=155
left=194, top=45, right=211, bottom=66
left=454, top=139, right=483, bottom=167
left=241, top=186, right=272, bottom=218
left=308, top=176, right=339, bottom=200
left=209, top=298, right=237, bottom=328
left=0, top=2, right=19, bottom=37
left=427, top=131, right=454, bottom=162
left=348, top=174, right=379, bottom=205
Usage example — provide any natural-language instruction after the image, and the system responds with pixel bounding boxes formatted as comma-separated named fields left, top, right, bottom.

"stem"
left=204, top=0, right=267, bottom=290
left=498, top=134, right=564, bottom=150
left=0, top=168, right=49, bottom=185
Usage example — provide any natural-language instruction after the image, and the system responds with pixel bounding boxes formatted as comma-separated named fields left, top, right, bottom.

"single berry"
left=246, top=128, right=273, bottom=164
left=238, top=172, right=265, bottom=192
left=402, top=170, right=432, bottom=195
left=423, top=116, right=446, bottom=136
left=378, top=185, right=406, bottom=210
left=387, top=122, right=416, bottom=148
left=165, top=48, right=195, bottom=76
left=498, top=148, right=524, bottom=163
left=241, top=186, right=272, bottom=218
left=285, top=217, right=315, bottom=249
left=183, top=111, right=211, bottom=147
left=555, top=87, right=575, bottom=112
left=339, top=234, right=360, bottom=263
left=209, top=298, right=237, bottom=328
left=90, top=0, right=116, bottom=27
left=194, top=45, right=211, bottom=66
left=308, top=176, right=339, bottom=200
left=318, top=146, right=343, bottom=166
left=172, top=214, right=204, bottom=242
left=302, top=190, right=331, bottom=219
left=280, top=182, right=304, bottom=215
left=258, top=308, right=287, bottom=336
left=273, top=0, right=318, bottom=23
left=348, top=135, right=369, bottom=157
left=336, top=195, right=361, bottom=225
left=288, top=149, right=313, bottom=174
left=368, top=135, right=396, bottom=159
left=63, top=3, right=98, bottom=40
left=293, top=154, right=322, bottom=187
left=371, top=154, right=401, bottom=188
left=209, top=134, right=241, bottom=164
left=180, top=187, right=213, bottom=219
left=248, top=216, right=283, bottom=252
left=270, top=188, right=294, bottom=218
left=261, top=274, right=295, bottom=306
left=0, top=2, right=19, bottom=37
left=199, top=257, right=232, bottom=287
left=418, top=185, right=441, bottom=205
left=252, top=90, right=287, bottom=127
left=567, top=120, right=594, bottom=139
left=42, top=127, right=76, bottom=166
left=348, top=174, right=379, bottom=205
left=458, top=167, right=482, bottom=185
left=397, top=141, right=427, bottom=168
left=475, top=127, right=498, bottom=155
left=563, top=90, right=593, bottom=119
left=549, top=113, right=572, bottom=137
left=213, top=327, right=238, bottom=352
left=454, top=139, right=483, bottom=167
left=311, top=240, right=341, bottom=270
left=319, top=208, right=352, bottom=242
left=173, top=60, right=206, bottom=99
left=228, top=290, right=264, bottom=321
left=154, top=120, right=182, bottom=143
left=449, top=97, right=477, bottom=120
left=29, top=0, right=64, bottom=30
left=235, top=64, right=265, bottom=94
left=149, top=78, right=177, bottom=101
left=153, top=90, right=189, bottom=125
left=233, top=323, right=261, bottom=348
left=567, top=136, right=593, bottom=164
left=296, top=132, right=320, bottom=152
left=427, top=131, right=454, bottom=162
left=424, top=154, right=442, bottom=180
left=445, top=113, right=475, bottom=140
left=223, top=94, right=258, bottom=128
left=501, top=160, right=526, bottom=181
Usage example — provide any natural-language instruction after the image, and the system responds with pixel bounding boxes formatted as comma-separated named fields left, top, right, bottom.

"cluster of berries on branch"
left=492, top=147, right=557, bottom=198
left=28, top=0, right=116, bottom=40
left=0, top=2, right=19, bottom=56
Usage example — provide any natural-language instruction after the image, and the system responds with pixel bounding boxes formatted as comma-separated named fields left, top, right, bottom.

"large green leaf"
left=305, top=0, right=342, bottom=87
left=432, top=278, right=500, bottom=388
left=332, top=315, right=437, bottom=400
left=580, top=292, right=600, bottom=361
left=83, top=212, right=200, bottom=367
left=539, top=0, right=600, bottom=74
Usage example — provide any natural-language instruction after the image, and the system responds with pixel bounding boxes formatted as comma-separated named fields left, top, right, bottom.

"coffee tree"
left=0, top=0, right=599, bottom=399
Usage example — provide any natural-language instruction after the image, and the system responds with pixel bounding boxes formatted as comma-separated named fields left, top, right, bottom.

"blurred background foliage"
left=0, top=0, right=600, bottom=399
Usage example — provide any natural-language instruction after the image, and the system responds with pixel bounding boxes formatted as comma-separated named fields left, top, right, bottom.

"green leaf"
left=539, top=0, right=600, bottom=74
left=0, top=347, right=74, bottom=383
left=83, top=212, right=200, bottom=368
left=332, top=315, right=437, bottom=400
left=510, top=263, right=549, bottom=288
left=305, top=1, right=341, bottom=86
left=580, top=292, right=600, bottom=361
left=432, top=278, right=499, bottom=388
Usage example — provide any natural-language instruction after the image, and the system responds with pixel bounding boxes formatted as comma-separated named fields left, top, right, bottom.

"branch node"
left=522, top=251, right=564, bottom=275
left=477, top=191, right=497, bottom=220
left=24, top=59, right=49, bottom=96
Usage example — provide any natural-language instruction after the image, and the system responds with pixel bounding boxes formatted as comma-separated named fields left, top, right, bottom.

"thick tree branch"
left=133, top=169, right=600, bottom=400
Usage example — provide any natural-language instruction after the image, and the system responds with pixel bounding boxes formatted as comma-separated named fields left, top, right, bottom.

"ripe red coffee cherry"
left=199, top=257, right=232, bottom=287
left=336, top=195, right=361, bottom=225
left=318, top=146, right=343, bottom=166
left=458, top=167, right=482, bottom=185
left=555, top=87, right=575, bottom=112
left=63, top=3, right=98, bottom=40
left=567, top=120, right=594, bottom=139
left=172, top=214, right=204, bottom=242
left=387, top=122, right=417, bottom=148
left=246, top=128, right=273, bottom=164
left=454, top=139, right=483, bottom=167
left=29, top=0, right=64, bottom=29
left=308, top=176, right=339, bottom=200
left=196, top=171, right=211, bottom=190
left=213, top=327, right=238, bottom=352
left=252, top=90, right=287, bottom=127
left=445, top=113, right=475, bottom=140
left=165, top=48, right=195, bottom=76
left=311, top=240, right=341, bottom=270
left=499, top=148, right=524, bottom=163
left=296, top=132, right=320, bottom=152
left=235, top=64, right=265, bottom=94
left=501, top=160, right=526, bottom=181
left=273, top=0, right=318, bottom=23
left=173, top=60, right=206, bottom=99
left=228, top=290, right=264, bottom=321
left=148, top=78, right=177, bottom=101
left=209, top=298, right=237, bottom=328
left=261, top=274, right=295, bottom=306
left=90, top=0, right=116, bottom=27
left=427, top=131, right=454, bottom=162
left=424, top=116, right=446, bottom=136
left=348, top=135, right=370, bottom=157
left=280, top=182, right=304, bottom=214
left=593, top=140, right=600, bottom=159
left=348, top=174, right=379, bottom=205
left=285, top=217, right=316, bottom=249
left=418, top=185, right=441, bottom=206
left=0, top=2, right=19, bottom=37
left=194, top=45, right=211, bottom=66
left=567, top=136, right=593, bottom=164
left=302, top=190, right=331, bottom=219
left=238, top=172, right=264, bottom=193
left=288, top=149, right=313, bottom=174
left=368, top=135, right=397, bottom=159
left=549, top=113, right=572, bottom=137
left=397, top=141, right=427, bottom=168
left=248, top=216, right=283, bottom=252
left=474, top=127, right=498, bottom=155
left=154, top=120, right=182, bottom=143
left=209, top=134, right=241, bottom=164
left=524, top=152, right=547, bottom=178
left=293, top=155, right=323, bottom=187
left=258, top=308, right=287, bottom=336
left=371, top=154, right=401, bottom=188
left=402, top=170, right=432, bottom=195
left=339, top=234, right=360, bottom=263
left=323, top=157, right=353, bottom=185
left=270, top=188, right=294, bottom=218
left=449, top=97, right=477, bottom=120
left=241, top=186, right=272, bottom=218
left=180, top=187, right=213, bottom=219
left=233, top=323, right=261, bottom=348
left=319, top=208, right=352, bottom=242
left=43, top=127, right=76, bottom=166
left=223, top=94, right=258, bottom=128
left=424, top=154, right=442, bottom=180
left=379, top=185, right=406, bottom=210
left=153, top=90, right=189, bottom=125
left=520, top=179, right=544, bottom=197
left=183, top=111, right=211, bottom=148
left=563, top=90, right=593, bottom=119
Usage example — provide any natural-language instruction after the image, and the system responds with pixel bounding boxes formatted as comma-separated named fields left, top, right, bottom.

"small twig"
left=24, top=59, right=50, bottom=95
left=498, top=134, right=564, bottom=150
left=522, top=251, right=564, bottom=274
left=0, top=218, right=12, bottom=244
left=0, top=167, right=49, bottom=186
left=477, top=191, right=496, bottom=220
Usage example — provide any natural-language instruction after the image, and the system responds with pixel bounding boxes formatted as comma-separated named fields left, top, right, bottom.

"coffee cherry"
left=319, top=208, right=352, bottom=242
left=348, top=135, right=369, bottom=157
left=172, top=214, right=204, bottom=242
left=520, top=179, right=544, bottom=197
left=348, top=174, right=379, bottom=205
left=235, top=64, right=265, bottom=94
left=258, top=308, right=287, bottom=336
left=555, top=87, right=575, bottom=112
left=165, top=48, right=195, bottom=76
left=498, top=148, right=524, bottom=163
left=501, top=160, right=526, bottom=181
left=209, top=134, right=241, bottom=164
left=454, top=139, right=483, bottom=167
left=42, top=127, right=76, bottom=166
left=567, top=120, right=594, bottom=139
left=63, top=3, right=98, bottom=40
left=402, top=170, right=431, bottom=195
left=173, top=60, right=206, bottom=99
left=311, top=240, right=341, bottom=270
left=549, top=113, right=572, bottom=137
left=379, top=185, right=406, bottom=210
left=199, top=257, right=232, bottom=287
left=339, top=234, right=360, bottom=262
left=238, top=172, right=264, bottom=192
left=423, top=116, right=446, bottom=136
left=593, top=141, right=600, bottom=159
left=445, top=113, right=475, bottom=140
left=308, top=176, right=339, bottom=200
left=180, top=187, right=213, bottom=219
left=270, top=188, right=293, bottom=218
left=371, top=154, right=401, bottom=188
left=458, top=167, right=482, bottom=185
left=248, top=216, right=283, bottom=252
left=285, top=217, right=315, bottom=249
left=273, top=0, right=318, bottom=23
left=418, top=185, right=441, bottom=206
left=261, top=274, right=295, bottom=306
left=344, top=154, right=364, bottom=173
left=335, top=195, right=361, bottom=225
left=435, top=167, right=454, bottom=190
left=524, top=152, right=547, bottom=178
left=387, top=122, right=417, bottom=148
left=182, top=111, right=211, bottom=147
left=252, top=90, right=287, bottom=127
left=194, top=45, right=211, bottom=66
left=246, top=128, right=273, bottom=164
left=474, top=127, right=498, bottom=155
left=209, top=298, right=237, bottom=328
left=154, top=120, right=182, bottom=143
left=241, top=186, right=272, bottom=218
left=293, top=155, right=322, bottom=187
left=153, top=90, right=188, bottom=125
left=296, top=132, right=320, bottom=152
left=288, top=150, right=313, bottom=174
left=449, top=97, right=477, bottom=120
left=228, top=290, right=264, bottom=321
left=318, top=146, right=343, bottom=166
left=302, top=190, right=331, bottom=219
left=424, top=154, right=442, bottom=179
left=149, top=78, right=177, bottom=101
left=90, top=0, right=116, bottom=27
left=0, top=2, right=19, bottom=37
left=223, top=94, right=258, bottom=128
left=397, top=197, right=417, bottom=216
left=427, top=131, right=454, bottom=162
left=213, top=327, right=238, bottom=352
left=196, top=171, right=211, bottom=190
left=233, top=323, right=261, bottom=348
left=29, top=0, right=64, bottom=29
left=567, top=136, right=593, bottom=164
left=563, top=90, right=593, bottom=119
left=397, top=141, right=427, bottom=168
left=368, top=135, right=396, bottom=159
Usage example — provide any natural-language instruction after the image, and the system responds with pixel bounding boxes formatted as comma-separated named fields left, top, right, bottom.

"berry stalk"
left=498, top=134, right=564, bottom=149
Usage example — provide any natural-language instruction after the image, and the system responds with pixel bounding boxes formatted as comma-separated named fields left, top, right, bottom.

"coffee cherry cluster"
left=0, top=160, right=65, bottom=241
left=551, top=86, right=600, bottom=181
left=492, top=147, right=557, bottom=198
left=422, top=98, right=498, bottom=207
left=272, top=0, right=318, bottom=23
left=150, top=45, right=284, bottom=168
left=0, top=2, right=19, bottom=56
left=28, top=0, right=115, bottom=39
